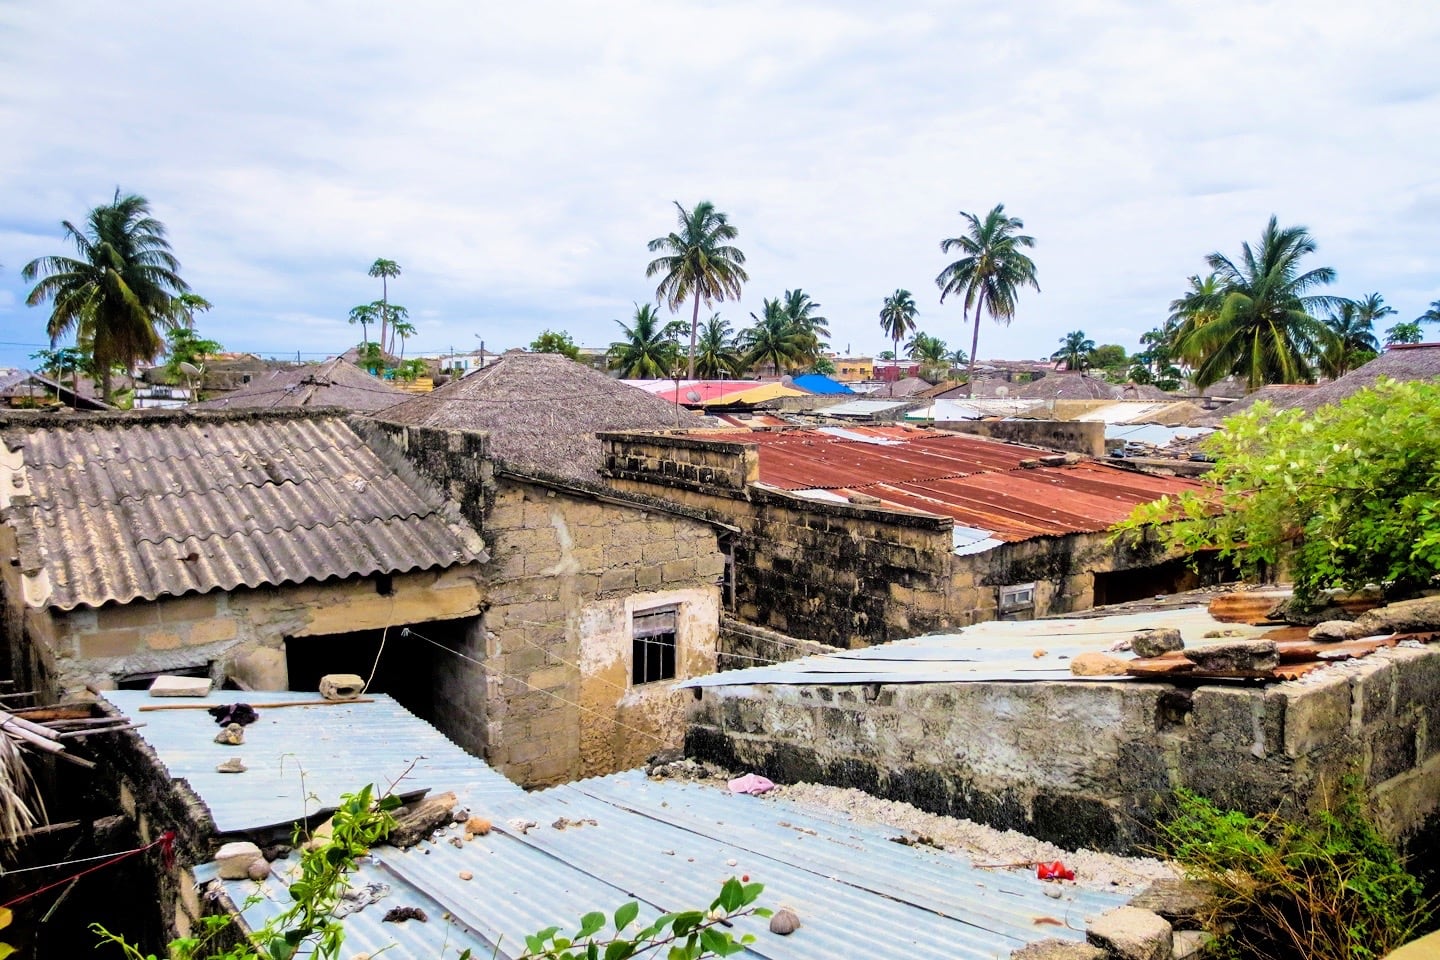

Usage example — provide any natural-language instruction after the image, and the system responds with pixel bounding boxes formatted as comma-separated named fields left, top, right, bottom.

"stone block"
left=319, top=673, right=365, bottom=700
left=146, top=631, right=183, bottom=651
left=635, top=566, right=662, bottom=589
left=1128, top=879, right=1216, bottom=930
left=157, top=593, right=219, bottom=624
left=1191, top=686, right=1283, bottom=757
left=96, top=603, right=160, bottom=631
left=1269, top=674, right=1351, bottom=758
left=77, top=628, right=142, bottom=660
left=1350, top=659, right=1396, bottom=730
left=229, top=646, right=288, bottom=691
left=1131, top=628, right=1183, bottom=658
left=599, top=569, right=636, bottom=595
left=1372, top=752, right=1440, bottom=840
left=187, top=618, right=238, bottom=646
left=1393, top=649, right=1440, bottom=745
left=1085, top=906, right=1172, bottom=960
left=1009, top=941, right=1105, bottom=960
left=1368, top=718, right=1419, bottom=786
left=661, top=559, right=694, bottom=584
left=215, top=841, right=263, bottom=880
left=148, top=675, right=213, bottom=697
left=1186, top=640, right=1278, bottom=677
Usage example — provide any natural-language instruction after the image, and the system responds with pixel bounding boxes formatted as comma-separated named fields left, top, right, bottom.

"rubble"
left=1070, top=652, right=1130, bottom=676
left=1183, top=640, right=1278, bottom=677
left=215, top=841, right=264, bottom=880
left=388, top=791, right=458, bottom=848
left=1085, top=906, right=1173, bottom=960
left=148, top=675, right=213, bottom=697
left=1131, top=628, right=1183, bottom=658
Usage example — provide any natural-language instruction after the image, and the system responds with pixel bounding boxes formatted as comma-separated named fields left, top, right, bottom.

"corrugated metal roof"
left=681, top=606, right=1277, bottom=687
left=908, top=399, right=1040, bottom=421
left=2, top=412, right=485, bottom=609
left=199, top=768, right=1127, bottom=959
left=739, top=427, right=1204, bottom=543
left=1106, top=423, right=1214, bottom=447
left=101, top=690, right=522, bottom=833
left=812, top=399, right=911, bottom=417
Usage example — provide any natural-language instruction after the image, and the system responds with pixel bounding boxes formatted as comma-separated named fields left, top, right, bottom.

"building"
left=0, top=368, right=110, bottom=411
left=601, top=425, right=1212, bottom=647
left=828, top=356, right=874, bottom=382
left=0, top=405, right=725, bottom=787
left=191, top=356, right=410, bottom=413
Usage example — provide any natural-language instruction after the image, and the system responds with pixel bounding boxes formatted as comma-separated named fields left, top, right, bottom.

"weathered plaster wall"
left=40, top=566, right=486, bottom=696
left=687, top=647, right=1440, bottom=853
left=602, top=431, right=1186, bottom=647
left=933, top=420, right=1106, bottom=457
left=480, top=477, right=722, bottom=785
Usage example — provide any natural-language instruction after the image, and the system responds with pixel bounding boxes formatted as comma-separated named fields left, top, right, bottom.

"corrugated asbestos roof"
left=102, top=690, right=523, bottom=833
left=742, top=426, right=1204, bottom=543
left=1, top=412, right=485, bottom=610
left=176, top=692, right=1125, bottom=959
left=681, top=606, right=1277, bottom=687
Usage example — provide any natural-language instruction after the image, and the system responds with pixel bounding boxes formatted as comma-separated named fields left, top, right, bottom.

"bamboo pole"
left=137, top=697, right=375, bottom=713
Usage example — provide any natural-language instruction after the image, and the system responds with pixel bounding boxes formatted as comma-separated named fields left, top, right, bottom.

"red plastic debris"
left=1036, top=861, right=1074, bottom=881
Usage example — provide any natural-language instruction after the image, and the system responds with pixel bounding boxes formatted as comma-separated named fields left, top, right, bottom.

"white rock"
left=1086, top=906, right=1173, bottom=960
left=148, top=675, right=213, bottom=697
left=216, top=841, right=264, bottom=880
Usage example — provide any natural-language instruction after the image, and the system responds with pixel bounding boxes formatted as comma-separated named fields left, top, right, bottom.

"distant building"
left=829, top=356, right=875, bottom=382
left=191, top=356, right=409, bottom=413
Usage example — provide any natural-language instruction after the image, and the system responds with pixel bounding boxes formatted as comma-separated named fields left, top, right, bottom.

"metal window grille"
left=632, top=606, right=678, bottom=685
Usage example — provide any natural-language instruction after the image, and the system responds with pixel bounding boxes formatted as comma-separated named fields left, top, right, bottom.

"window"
left=998, top=583, right=1037, bottom=618
left=632, top=606, right=678, bottom=685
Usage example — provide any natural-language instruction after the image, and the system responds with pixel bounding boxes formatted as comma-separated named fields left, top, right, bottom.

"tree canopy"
left=646, top=201, right=748, bottom=379
left=609, top=303, right=679, bottom=378
left=1050, top=330, right=1096, bottom=371
left=529, top=329, right=582, bottom=360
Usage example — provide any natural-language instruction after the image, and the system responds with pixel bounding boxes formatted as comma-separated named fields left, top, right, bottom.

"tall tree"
left=878, top=288, right=919, bottom=392
left=368, top=258, right=401, bottom=356
left=740, top=298, right=810, bottom=375
left=170, top=292, right=213, bottom=329
left=1176, top=217, right=1342, bottom=391
left=608, top=303, right=679, bottom=378
left=348, top=303, right=378, bottom=348
left=1051, top=330, right=1097, bottom=371
left=1166, top=273, right=1224, bottom=367
left=1418, top=299, right=1440, bottom=326
left=905, top=331, right=950, bottom=380
left=694, top=314, right=741, bottom=379
left=780, top=289, right=829, bottom=350
left=1320, top=297, right=1383, bottom=378
left=935, top=203, right=1040, bottom=395
left=390, top=317, right=417, bottom=360
left=529, top=329, right=582, bottom=360
left=22, top=190, right=189, bottom=401
left=1385, top=320, right=1424, bottom=346
left=646, top=201, right=749, bottom=379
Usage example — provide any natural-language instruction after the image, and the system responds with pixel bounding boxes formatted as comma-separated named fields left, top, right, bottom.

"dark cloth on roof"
left=376, top=352, right=704, bottom=481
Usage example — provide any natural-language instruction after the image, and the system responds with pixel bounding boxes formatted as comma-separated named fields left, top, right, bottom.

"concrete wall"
left=34, top=566, right=486, bottom=697
left=601, top=431, right=1185, bottom=647
left=718, top=618, right=841, bottom=671
left=934, top=420, right=1106, bottom=457
left=481, top=477, right=722, bottom=784
left=686, top=647, right=1440, bottom=853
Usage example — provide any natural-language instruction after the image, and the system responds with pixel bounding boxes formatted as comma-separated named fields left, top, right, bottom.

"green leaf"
left=605, top=941, right=636, bottom=960
left=716, top=877, right=743, bottom=913
left=700, top=927, right=731, bottom=955
left=0, top=944, right=15, bottom=960
left=614, top=901, right=640, bottom=931
left=577, top=911, right=606, bottom=939
left=740, top=882, right=764, bottom=904
left=669, top=911, right=704, bottom=936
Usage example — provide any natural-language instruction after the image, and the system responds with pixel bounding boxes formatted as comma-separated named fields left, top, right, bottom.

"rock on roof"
left=0, top=409, right=485, bottom=610
left=192, top=358, right=409, bottom=413
left=377, top=352, right=704, bottom=480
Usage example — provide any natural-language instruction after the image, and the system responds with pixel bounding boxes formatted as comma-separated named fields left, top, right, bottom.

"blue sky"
left=0, top=0, right=1437, bottom=370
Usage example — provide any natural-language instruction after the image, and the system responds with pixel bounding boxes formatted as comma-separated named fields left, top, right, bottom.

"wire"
left=0, top=831, right=174, bottom=908
left=361, top=596, right=398, bottom=695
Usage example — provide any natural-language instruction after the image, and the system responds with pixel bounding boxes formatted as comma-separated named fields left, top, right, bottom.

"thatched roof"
left=192, top=358, right=409, bottom=413
left=1189, top=384, right=1316, bottom=426
left=1117, top=383, right=1175, bottom=401
left=376, top=352, right=705, bottom=480
left=1015, top=373, right=1121, bottom=400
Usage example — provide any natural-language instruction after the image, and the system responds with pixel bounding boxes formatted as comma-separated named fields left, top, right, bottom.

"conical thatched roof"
left=376, top=352, right=705, bottom=480
left=193, top=358, right=409, bottom=413
left=1015, top=373, right=1121, bottom=400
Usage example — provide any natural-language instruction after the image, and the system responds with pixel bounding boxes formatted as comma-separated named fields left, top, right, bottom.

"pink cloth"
left=727, top=773, right=776, bottom=795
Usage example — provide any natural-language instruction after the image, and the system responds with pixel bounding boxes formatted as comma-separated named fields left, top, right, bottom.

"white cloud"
left=0, top=0, right=1437, bottom=368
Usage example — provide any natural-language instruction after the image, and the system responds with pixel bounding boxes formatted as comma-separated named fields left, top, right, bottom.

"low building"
left=602, top=425, right=1213, bottom=647
left=191, top=356, right=409, bottom=413
left=0, top=406, right=726, bottom=787
left=0, top=368, right=110, bottom=411
left=829, top=356, right=874, bottom=382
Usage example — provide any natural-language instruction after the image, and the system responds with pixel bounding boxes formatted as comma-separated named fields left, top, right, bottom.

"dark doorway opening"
left=285, top=616, right=476, bottom=726
left=1094, top=559, right=1199, bottom=607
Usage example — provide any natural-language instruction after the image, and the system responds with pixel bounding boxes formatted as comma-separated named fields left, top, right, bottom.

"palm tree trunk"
left=380, top=277, right=389, bottom=360
left=966, top=303, right=982, bottom=397
left=688, top=291, right=701, bottom=380
left=890, top=336, right=899, bottom=396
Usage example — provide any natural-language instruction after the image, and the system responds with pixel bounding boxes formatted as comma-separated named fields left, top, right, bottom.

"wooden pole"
left=137, top=697, right=375, bottom=713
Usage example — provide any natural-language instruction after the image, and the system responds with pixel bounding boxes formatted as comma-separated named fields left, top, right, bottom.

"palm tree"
left=1418, top=299, right=1440, bottom=326
left=1166, top=273, right=1223, bottom=367
left=1051, top=330, right=1096, bottom=371
left=740, top=299, right=810, bottom=375
left=1319, top=297, right=1383, bottom=378
left=390, top=317, right=417, bottom=360
left=905, top=331, right=950, bottom=379
left=1176, top=216, right=1343, bottom=391
left=935, top=203, right=1040, bottom=396
left=170, top=292, right=213, bottom=329
left=646, top=201, right=749, bottom=379
left=947, top=347, right=968, bottom=368
left=348, top=303, right=378, bottom=348
left=381, top=303, right=409, bottom=356
left=878, top=289, right=919, bottom=394
left=369, top=258, right=401, bottom=355
left=609, top=303, right=679, bottom=378
left=694, top=314, right=740, bottom=379
left=22, top=190, right=189, bottom=401
left=781, top=289, right=829, bottom=349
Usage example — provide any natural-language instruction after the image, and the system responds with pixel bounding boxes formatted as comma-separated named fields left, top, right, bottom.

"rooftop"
left=116, top=691, right=1128, bottom=959
left=382, top=353, right=704, bottom=481
left=0, top=409, right=485, bottom=610
left=192, top=357, right=409, bottom=413
left=738, top=426, right=1205, bottom=545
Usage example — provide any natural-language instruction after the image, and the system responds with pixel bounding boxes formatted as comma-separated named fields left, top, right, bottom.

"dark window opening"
left=1093, top=555, right=1238, bottom=608
left=117, top=663, right=211, bottom=690
left=285, top=616, right=476, bottom=725
left=632, top=606, right=678, bottom=685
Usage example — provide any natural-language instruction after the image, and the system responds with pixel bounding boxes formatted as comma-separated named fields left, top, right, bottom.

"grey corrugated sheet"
left=1105, top=423, right=1213, bottom=446
left=199, top=769, right=1126, bottom=959
left=4, top=413, right=484, bottom=609
left=102, top=690, right=521, bottom=833
left=682, top=607, right=1275, bottom=687
left=815, top=399, right=910, bottom=417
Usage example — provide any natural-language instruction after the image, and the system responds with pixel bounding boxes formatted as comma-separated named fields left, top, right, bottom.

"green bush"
left=1158, top=785, right=1431, bottom=960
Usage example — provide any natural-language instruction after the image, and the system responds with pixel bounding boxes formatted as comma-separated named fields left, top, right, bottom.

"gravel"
left=765, top=782, right=1177, bottom=893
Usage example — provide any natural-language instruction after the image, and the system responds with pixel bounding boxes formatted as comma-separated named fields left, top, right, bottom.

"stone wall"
left=480, top=477, right=722, bottom=784
left=602, top=431, right=1188, bottom=646
left=686, top=647, right=1440, bottom=853
left=933, top=419, right=1106, bottom=457
left=718, top=618, right=841, bottom=671
left=32, top=566, right=486, bottom=698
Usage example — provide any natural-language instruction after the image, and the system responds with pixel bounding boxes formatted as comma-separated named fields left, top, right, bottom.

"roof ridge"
left=129, top=509, right=450, bottom=549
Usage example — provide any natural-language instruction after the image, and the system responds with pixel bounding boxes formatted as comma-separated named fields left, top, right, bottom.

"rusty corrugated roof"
left=741, top=426, right=1204, bottom=542
left=1, top=411, right=485, bottom=610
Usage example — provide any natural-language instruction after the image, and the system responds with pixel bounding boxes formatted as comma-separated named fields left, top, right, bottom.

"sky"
left=0, top=0, right=1437, bottom=370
